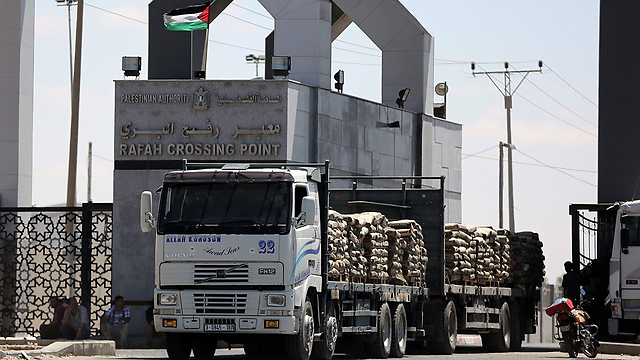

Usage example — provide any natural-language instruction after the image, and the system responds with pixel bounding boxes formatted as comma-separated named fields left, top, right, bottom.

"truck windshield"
left=158, top=182, right=291, bottom=235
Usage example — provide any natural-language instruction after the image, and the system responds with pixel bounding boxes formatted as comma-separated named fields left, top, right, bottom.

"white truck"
left=570, top=200, right=640, bottom=340
left=141, top=161, right=539, bottom=359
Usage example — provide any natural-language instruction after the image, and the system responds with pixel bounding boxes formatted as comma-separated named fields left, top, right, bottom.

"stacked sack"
left=327, top=210, right=367, bottom=281
left=445, top=223, right=512, bottom=286
left=509, top=231, right=545, bottom=287
left=354, top=212, right=390, bottom=283
left=389, top=220, right=427, bottom=286
left=445, top=223, right=477, bottom=283
left=476, top=227, right=511, bottom=285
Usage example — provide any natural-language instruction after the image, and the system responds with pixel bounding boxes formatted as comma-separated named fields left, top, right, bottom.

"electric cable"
left=545, top=63, right=598, bottom=107
left=462, top=144, right=499, bottom=159
left=462, top=153, right=597, bottom=174
left=514, top=148, right=596, bottom=187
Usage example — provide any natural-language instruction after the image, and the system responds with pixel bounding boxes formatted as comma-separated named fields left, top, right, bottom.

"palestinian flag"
left=163, top=1, right=212, bottom=31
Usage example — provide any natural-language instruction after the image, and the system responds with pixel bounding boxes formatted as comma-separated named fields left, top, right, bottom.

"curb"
left=600, top=342, right=640, bottom=356
left=3, top=340, right=116, bottom=357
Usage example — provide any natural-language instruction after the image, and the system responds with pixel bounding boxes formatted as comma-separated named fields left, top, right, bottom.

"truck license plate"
left=204, top=324, right=236, bottom=332
left=559, top=325, right=571, bottom=332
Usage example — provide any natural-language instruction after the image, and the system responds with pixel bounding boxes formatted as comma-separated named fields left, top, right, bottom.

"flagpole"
left=202, top=27, right=209, bottom=73
left=190, top=30, right=194, bottom=79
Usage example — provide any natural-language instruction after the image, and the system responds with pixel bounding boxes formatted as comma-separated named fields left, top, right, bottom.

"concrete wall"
left=0, top=0, right=34, bottom=207
left=113, top=79, right=461, bottom=335
left=598, top=2, right=640, bottom=203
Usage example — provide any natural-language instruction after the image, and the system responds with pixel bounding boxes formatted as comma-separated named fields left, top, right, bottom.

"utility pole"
left=87, top=142, right=92, bottom=203
left=499, top=141, right=505, bottom=228
left=66, top=0, right=84, bottom=207
left=473, top=61, right=543, bottom=232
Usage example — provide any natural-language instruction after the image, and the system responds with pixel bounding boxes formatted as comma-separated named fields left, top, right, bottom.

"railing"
left=0, top=203, right=112, bottom=337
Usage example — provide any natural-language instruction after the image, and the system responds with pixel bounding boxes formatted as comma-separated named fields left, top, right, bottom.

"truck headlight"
left=267, top=295, right=286, bottom=307
left=158, top=293, right=178, bottom=306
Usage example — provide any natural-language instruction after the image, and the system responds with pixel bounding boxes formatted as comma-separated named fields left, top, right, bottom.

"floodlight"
left=334, top=70, right=344, bottom=93
left=272, top=56, right=291, bottom=77
left=122, top=56, right=141, bottom=78
left=396, top=88, right=410, bottom=109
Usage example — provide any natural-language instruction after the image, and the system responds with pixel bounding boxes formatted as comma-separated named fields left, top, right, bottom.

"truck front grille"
left=193, top=264, right=249, bottom=283
left=190, top=293, right=248, bottom=314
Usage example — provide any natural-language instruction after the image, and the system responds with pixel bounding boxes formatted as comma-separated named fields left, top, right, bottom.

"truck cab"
left=608, top=200, right=640, bottom=335
left=141, top=164, right=324, bottom=358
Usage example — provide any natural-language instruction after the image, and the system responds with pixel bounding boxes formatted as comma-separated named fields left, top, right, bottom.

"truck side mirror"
left=299, top=196, right=316, bottom=226
left=141, top=191, right=155, bottom=232
left=621, top=227, right=629, bottom=254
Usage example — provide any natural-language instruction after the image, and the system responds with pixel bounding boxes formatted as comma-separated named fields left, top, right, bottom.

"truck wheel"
left=390, top=303, right=407, bottom=358
left=429, top=300, right=457, bottom=354
left=486, top=301, right=511, bottom=352
left=166, top=333, right=193, bottom=360
left=367, top=302, right=392, bottom=358
left=192, top=334, right=216, bottom=359
left=508, top=301, right=522, bottom=351
left=311, top=300, right=338, bottom=360
left=285, top=297, right=315, bottom=360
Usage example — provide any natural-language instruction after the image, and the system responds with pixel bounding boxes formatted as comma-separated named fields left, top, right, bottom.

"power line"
left=545, top=63, right=598, bottom=107
left=510, top=64, right=597, bottom=128
left=474, top=64, right=597, bottom=137
left=85, top=3, right=146, bottom=24
left=85, top=3, right=262, bottom=52
left=514, top=148, right=597, bottom=187
left=462, top=153, right=597, bottom=174
left=462, top=144, right=498, bottom=159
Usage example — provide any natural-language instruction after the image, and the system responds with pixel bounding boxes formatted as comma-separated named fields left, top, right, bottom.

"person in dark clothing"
left=562, top=261, right=581, bottom=304
left=40, top=296, right=66, bottom=339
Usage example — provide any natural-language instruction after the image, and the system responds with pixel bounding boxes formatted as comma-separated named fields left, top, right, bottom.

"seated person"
left=40, top=296, right=66, bottom=339
left=101, top=296, right=130, bottom=348
left=60, top=297, right=90, bottom=340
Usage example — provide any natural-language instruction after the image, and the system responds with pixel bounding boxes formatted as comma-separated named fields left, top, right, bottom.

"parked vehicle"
left=140, top=161, right=540, bottom=359
left=570, top=201, right=640, bottom=339
left=546, top=294, right=599, bottom=358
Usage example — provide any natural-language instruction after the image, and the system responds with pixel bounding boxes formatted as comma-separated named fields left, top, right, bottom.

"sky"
left=31, top=0, right=599, bottom=284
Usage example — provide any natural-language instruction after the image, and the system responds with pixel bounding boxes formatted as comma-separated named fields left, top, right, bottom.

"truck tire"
left=192, top=334, right=216, bottom=359
left=165, top=333, right=193, bottom=360
left=508, top=301, right=522, bottom=351
left=484, top=301, right=511, bottom=352
left=285, top=297, right=315, bottom=360
left=311, top=300, right=338, bottom=360
left=428, top=300, right=457, bottom=354
left=367, top=302, right=392, bottom=358
left=389, top=303, right=407, bottom=358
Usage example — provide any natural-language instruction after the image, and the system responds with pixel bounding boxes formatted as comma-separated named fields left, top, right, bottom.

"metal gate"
left=0, top=203, right=113, bottom=337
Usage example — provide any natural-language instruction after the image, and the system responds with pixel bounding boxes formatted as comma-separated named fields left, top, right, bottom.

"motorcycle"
left=545, top=294, right=600, bottom=358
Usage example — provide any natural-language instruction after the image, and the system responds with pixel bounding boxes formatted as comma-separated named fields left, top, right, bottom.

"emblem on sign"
left=193, top=87, right=210, bottom=110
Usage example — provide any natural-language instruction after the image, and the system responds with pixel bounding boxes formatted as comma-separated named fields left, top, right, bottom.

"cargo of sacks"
left=388, top=220, right=427, bottom=286
left=327, top=210, right=366, bottom=282
left=509, top=231, right=545, bottom=287
left=445, top=223, right=511, bottom=286
left=327, top=211, right=427, bottom=286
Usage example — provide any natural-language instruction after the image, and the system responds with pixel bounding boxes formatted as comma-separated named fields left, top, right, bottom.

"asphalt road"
left=63, top=345, right=638, bottom=360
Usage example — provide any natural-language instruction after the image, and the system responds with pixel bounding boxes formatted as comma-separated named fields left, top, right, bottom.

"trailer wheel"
left=311, top=300, right=338, bottom=360
left=165, top=333, right=193, bottom=360
left=390, top=303, right=407, bottom=358
left=285, top=297, right=315, bottom=360
left=429, top=300, right=457, bottom=354
left=367, top=302, right=392, bottom=358
left=509, top=301, right=522, bottom=351
left=192, top=334, right=216, bottom=359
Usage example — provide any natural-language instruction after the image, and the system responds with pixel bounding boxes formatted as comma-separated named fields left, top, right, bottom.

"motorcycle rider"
left=562, top=261, right=581, bottom=305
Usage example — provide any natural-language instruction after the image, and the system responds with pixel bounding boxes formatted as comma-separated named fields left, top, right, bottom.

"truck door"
left=620, top=215, right=640, bottom=290
left=292, top=184, right=321, bottom=286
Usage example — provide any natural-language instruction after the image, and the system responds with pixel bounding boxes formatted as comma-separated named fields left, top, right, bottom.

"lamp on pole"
left=245, top=54, right=265, bottom=78
left=473, top=61, right=543, bottom=232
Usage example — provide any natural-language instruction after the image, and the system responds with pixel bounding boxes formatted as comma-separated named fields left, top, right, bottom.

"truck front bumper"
left=154, top=314, right=297, bottom=335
